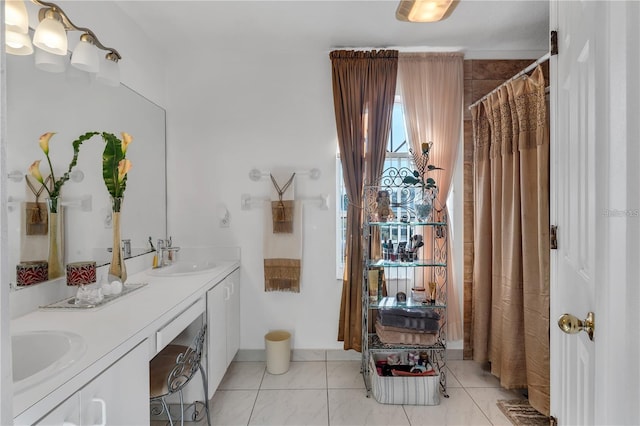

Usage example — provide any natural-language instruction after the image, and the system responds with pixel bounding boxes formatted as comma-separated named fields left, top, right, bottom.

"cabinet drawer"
left=155, top=297, right=205, bottom=354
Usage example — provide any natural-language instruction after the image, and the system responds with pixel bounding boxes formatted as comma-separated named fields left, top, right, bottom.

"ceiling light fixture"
left=4, top=0, right=122, bottom=85
left=396, top=0, right=458, bottom=23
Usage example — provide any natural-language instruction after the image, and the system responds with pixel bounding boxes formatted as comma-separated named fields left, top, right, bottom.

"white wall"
left=166, top=47, right=344, bottom=350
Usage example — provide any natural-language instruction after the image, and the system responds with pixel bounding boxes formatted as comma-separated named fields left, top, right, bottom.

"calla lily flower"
left=117, top=159, right=132, bottom=182
left=121, top=132, right=133, bottom=154
left=421, top=141, right=432, bottom=155
left=39, top=132, right=55, bottom=155
left=28, top=160, right=44, bottom=183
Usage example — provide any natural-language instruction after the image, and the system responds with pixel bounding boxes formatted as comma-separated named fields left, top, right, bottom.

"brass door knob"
left=558, top=312, right=595, bottom=341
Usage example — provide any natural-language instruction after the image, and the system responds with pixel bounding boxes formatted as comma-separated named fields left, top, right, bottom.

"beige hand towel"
left=264, top=172, right=302, bottom=292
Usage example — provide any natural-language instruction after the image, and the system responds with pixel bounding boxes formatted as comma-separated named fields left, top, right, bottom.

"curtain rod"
left=468, top=52, right=551, bottom=110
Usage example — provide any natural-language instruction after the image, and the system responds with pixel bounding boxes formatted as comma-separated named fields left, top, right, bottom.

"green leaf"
left=102, top=132, right=126, bottom=198
left=402, top=176, right=420, bottom=185
left=413, top=170, right=420, bottom=178
left=427, top=165, right=444, bottom=171
left=51, top=131, right=99, bottom=197
left=426, top=177, right=436, bottom=185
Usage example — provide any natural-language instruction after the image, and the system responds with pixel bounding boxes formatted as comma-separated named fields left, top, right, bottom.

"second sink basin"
left=12, top=330, right=86, bottom=393
left=148, top=260, right=217, bottom=276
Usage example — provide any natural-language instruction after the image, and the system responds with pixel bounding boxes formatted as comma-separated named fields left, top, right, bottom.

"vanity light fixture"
left=32, top=6, right=67, bottom=55
left=395, top=0, right=458, bottom=22
left=35, top=46, right=67, bottom=73
left=70, top=33, right=99, bottom=73
left=5, top=0, right=33, bottom=55
left=4, top=0, right=122, bottom=85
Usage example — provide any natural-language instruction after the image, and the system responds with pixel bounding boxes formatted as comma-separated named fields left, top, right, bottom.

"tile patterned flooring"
left=191, top=359, right=525, bottom=426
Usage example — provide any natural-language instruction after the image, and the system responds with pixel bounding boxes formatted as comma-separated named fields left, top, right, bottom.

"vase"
left=46, top=197, right=64, bottom=279
left=108, top=197, right=127, bottom=283
left=415, top=190, right=433, bottom=222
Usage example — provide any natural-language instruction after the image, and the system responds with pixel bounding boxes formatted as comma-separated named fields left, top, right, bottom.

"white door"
left=550, top=1, right=640, bottom=425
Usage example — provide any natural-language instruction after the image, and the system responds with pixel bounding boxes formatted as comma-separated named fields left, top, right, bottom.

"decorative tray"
left=40, top=283, right=148, bottom=310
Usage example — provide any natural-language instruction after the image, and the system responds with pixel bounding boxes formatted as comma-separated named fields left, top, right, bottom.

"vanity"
left=11, top=259, right=240, bottom=425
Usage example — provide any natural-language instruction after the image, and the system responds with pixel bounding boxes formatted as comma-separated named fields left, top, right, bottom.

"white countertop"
left=11, top=260, right=239, bottom=423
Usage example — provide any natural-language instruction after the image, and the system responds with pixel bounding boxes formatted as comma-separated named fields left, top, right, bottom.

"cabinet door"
left=206, top=282, right=227, bottom=396
left=80, top=342, right=149, bottom=425
left=225, top=270, right=240, bottom=366
left=34, top=393, right=81, bottom=426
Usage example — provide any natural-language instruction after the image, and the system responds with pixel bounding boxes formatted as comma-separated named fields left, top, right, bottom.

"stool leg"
left=160, top=397, right=174, bottom=426
left=199, top=363, right=212, bottom=426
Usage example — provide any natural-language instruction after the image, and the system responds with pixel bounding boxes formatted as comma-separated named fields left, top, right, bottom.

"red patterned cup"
left=16, top=261, right=48, bottom=286
left=66, top=261, right=97, bottom=286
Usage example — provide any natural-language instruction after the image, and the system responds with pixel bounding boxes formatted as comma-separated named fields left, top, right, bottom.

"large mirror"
left=6, top=54, right=167, bottom=289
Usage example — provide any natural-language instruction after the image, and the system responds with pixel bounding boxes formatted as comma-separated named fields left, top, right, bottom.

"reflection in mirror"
left=6, top=54, right=167, bottom=290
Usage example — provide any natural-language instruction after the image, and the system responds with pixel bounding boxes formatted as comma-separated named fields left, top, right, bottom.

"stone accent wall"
left=462, top=59, right=542, bottom=359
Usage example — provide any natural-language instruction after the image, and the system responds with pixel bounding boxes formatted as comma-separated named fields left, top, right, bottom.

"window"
left=336, top=100, right=412, bottom=278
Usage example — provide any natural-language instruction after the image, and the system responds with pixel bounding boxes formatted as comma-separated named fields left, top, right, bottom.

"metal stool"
left=149, top=324, right=211, bottom=426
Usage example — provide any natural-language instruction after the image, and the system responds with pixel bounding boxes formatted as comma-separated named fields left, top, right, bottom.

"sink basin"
left=148, top=260, right=217, bottom=277
left=12, top=330, right=86, bottom=393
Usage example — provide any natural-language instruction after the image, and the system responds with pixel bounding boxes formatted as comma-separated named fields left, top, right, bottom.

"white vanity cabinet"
left=206, top=269, right=240, bottom=395
left=31, top=342, right=148, bottom=426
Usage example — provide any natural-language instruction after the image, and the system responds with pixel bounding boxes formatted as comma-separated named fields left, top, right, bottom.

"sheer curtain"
left=471, top=66, right=550, bottom=415
left=397, top=52, right=464, bottom=341
left=330, top=50, right=398, bottom=351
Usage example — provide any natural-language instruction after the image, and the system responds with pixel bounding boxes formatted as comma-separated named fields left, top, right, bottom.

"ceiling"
left=114, top=0, right=550, bottom=57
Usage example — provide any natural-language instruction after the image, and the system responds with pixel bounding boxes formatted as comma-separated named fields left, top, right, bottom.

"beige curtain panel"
left=330, top=49, right=398, bottom=351
left=471, top=65, right=550, bottom=415
left=397, top=52, right=464, bottom=341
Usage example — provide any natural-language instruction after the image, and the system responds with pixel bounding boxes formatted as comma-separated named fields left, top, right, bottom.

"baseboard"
left=235, top=348, right=462, bottom=362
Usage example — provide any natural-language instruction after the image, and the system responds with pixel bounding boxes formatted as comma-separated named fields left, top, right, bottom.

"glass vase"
left=415, top=190, right=434, bottom=222
left=46, top=197, right=64, bottom=279
left=108, top=197, right=127, bottom=283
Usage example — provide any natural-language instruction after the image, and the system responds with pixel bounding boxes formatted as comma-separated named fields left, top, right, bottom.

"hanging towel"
left=263, top=172, right=302, bottom=292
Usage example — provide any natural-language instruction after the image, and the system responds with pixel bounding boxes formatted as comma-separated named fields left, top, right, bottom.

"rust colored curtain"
left=471, top=66, right=550, bottom=415
left=397, top=52, right=464, bottom=341
left=331, top=50, right=398, bottom=351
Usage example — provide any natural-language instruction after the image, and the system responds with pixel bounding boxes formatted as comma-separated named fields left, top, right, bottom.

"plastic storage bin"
left=369, top=352, right=440, bottom=405
left=265, top=330, right=291, bottom=374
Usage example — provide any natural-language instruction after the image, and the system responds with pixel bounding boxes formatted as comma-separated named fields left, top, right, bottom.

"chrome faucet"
left=155, top=237, right=180, bottom=268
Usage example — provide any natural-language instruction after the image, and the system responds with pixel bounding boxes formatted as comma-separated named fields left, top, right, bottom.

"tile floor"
left=196, top=359, right=526, bottom=426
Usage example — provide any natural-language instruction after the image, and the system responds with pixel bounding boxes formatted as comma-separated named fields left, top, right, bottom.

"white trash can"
left=265, top=330, right=291, bottom=375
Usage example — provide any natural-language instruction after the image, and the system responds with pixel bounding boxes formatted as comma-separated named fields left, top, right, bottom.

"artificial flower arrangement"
left=28, top=131, right=97, bottom=212
left=101, top=131, right=133, bottom=212
left=28, top=131, right=133, bottom=206
left=402, top=141, right=443, bottom=221
left=402, top=141, right=442, bottom=190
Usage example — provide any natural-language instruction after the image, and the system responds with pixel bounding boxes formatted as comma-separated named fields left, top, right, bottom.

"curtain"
left=331, top=50, right=398, bottom=351
left=471, top=66, right=550, bottom=415
left=397, top=52, right=464, bottom=341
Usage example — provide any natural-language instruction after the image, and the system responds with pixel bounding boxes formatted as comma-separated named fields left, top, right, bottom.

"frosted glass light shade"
left=33, top=13, right=68, bottom=55
left=35, top=47, right=67, bottom=73
left=71, top=38, right=99, bottom=73
left=5, top=0, right=29, bottom=33
left=95, top=56, right=120, bottom=87
left=6, top=30, right=33, bottom=55
left=396, top=0, right=455, bottom=22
